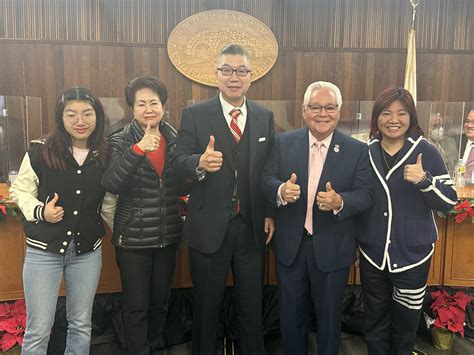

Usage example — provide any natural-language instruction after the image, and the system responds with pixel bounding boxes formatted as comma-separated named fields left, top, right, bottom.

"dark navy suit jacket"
left=173, top=96, right=275, bottom=254
left=261, top=128, right=373, bottom=272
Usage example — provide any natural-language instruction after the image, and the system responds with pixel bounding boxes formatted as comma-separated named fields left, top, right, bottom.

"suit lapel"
left=208, top=96, right=235, bottom=171
left=296, top=129, right=310, bottom=204
left=318, top=130, right=344, bottom=191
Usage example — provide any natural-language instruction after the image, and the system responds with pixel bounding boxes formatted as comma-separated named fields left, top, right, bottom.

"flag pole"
left=404, top=0, right=419, bottom=104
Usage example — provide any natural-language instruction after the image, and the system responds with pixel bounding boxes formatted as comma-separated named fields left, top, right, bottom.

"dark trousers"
left=189, top=216, right=264, bottom=355
left=115, top=245, right=177, bottom=355
left=360, top=256, right=431, bottom=355
left=276, top=235, right=350, bottom=355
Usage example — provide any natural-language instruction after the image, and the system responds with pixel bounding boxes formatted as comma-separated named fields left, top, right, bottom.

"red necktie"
left=229, top=108, right=242, bottom=143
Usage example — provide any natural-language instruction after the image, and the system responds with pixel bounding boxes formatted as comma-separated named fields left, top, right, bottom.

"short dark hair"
left=216, top=44, right=251, bottom=67
left=125, top=75, right=168, bottom=108
left=370, top=86, right=424, bottom=139
left=45, top=86, right=107, bottom=170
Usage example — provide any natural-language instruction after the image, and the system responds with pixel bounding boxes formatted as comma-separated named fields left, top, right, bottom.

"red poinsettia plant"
left=0, top=195, right=20, bottom=223
left=449, top=198, right=474, bottom=223
left=0, top=300, right=26, bottom=352
left=430, top=290, right=473, bottom=336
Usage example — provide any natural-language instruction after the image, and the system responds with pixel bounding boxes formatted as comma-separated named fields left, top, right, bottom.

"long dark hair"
left=370, top=86, right=424, bottom=139
left=43, top=86, right=107, bottom=170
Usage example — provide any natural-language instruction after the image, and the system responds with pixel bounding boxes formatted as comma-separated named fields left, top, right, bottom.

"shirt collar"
left=309, top=131, right=333, bottom=149
left=219, top=92, right=247, bottom=117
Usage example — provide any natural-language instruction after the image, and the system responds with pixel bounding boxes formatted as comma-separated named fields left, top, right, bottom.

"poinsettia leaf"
left=438, top=308, right=452, bottom=323
left=455, top=212, right=468, bottom=223
left=431, top=298, right=448, bottom=310
left=434, top=318, right=447, bottom=329
left=11, top=300, right=26, bottom=315
left=0, top=303, right=10, bottom=317
left=448, top=322, right=464, bottom=335
left=0, top=316, right=25, bottom=335
left=449, top=305, right=465, bottom=319
left=1, top=332, right=18, bottom=352
left=453, top=292, right=472, bottom=310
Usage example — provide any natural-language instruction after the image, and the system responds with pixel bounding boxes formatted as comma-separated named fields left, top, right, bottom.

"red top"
left=132, top=135, right=167, bottom=177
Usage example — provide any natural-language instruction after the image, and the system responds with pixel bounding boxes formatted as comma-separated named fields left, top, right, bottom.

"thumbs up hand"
left=198, top=135, right=223, bottom=172
left=316, top=181, right=343, bottom=211
left=404, top=153, right=426, bottom=184
left=281, top=173, right=301, bottom=203
left=137, top=122, right=161, bottom=152
left=44, top=193, right=65, bottom=223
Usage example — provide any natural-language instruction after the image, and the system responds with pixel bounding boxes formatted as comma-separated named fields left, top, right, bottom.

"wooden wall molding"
left=1, top=0, right=474, bottom=51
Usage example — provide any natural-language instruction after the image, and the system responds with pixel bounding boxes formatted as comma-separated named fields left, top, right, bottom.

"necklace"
left=381, top=149, right=391, bottom=171
left=381, top=148, right=398, bottom=172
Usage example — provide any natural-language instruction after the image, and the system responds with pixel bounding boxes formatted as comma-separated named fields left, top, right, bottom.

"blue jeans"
left=22, top=243, right=102, bottom=355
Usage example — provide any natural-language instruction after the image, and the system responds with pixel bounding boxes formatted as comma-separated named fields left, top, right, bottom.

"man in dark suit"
left=261, top=81, right=373, bottom=355
left=173, top=44, right=275, bottom=354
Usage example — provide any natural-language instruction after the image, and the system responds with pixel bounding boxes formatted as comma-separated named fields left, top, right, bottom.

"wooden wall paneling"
left=99, top=45, right=127, bottom=98
left=0, top=43, right=24, bottom=95
left=2, top=1, right=474, bottom=51
left=5, top=96, right=26, bottom=171
left=62, top=45, right=92, bottom=89
left=443, top=216, right=474, bottom=286
left=25, top=96, right=42, bottom=143
left=363, top=53, right=376, bottom=99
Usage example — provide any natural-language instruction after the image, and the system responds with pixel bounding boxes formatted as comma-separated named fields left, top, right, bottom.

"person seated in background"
left=10, top=86, right=108, bottom=354
left=460, top=109, right=474, bottom=184
left=427, top=112, right=458, bottom=173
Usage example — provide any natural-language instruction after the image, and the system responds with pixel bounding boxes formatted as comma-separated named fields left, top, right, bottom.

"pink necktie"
left=229, top=108, right=242, bottom=143
left=466, top=145, right=474, bottom=182
left=304, top=142, right=325, bottom=235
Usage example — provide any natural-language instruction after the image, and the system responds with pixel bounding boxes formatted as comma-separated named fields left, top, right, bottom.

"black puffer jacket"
left=102, top=120, right=183, bottom=249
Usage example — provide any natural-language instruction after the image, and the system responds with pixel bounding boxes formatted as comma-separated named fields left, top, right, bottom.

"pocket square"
left=258, top=137, right=266, bottom=142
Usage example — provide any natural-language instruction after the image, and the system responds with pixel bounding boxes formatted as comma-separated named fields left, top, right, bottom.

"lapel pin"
left=334, top=144, right=340, bottom=153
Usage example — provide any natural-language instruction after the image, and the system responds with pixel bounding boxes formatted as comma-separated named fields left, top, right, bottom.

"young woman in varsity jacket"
left=356, top=87, right=458, bottom=355
left=10, top=87, right=108, bottom=354
left=101, top=76, right=186, bottom=355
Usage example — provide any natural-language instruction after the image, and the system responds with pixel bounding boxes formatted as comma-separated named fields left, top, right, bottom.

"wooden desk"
left=443, top=186, right=474, bottom=286
left=2, top=183, right=474, bottom=300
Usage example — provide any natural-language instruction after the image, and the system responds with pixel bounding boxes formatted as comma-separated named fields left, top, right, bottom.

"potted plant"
left=0, top=300, right=26, bottom=354
left=426, top=289, right=473, bottom=350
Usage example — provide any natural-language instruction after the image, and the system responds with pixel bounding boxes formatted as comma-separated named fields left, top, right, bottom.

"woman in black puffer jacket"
left=102, top=76, right=185, bottom=355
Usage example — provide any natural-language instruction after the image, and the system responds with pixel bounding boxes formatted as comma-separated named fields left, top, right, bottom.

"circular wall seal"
left=167, top=10, right=278, bottom=87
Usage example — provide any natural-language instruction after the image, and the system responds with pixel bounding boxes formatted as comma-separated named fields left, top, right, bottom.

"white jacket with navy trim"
left=356, top=134, right=457, bottom=273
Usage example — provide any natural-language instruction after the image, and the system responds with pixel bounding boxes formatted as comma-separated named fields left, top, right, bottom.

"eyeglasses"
left=306, top=104, right=339, bottom=114
left=217, top=67, right=251, bottom=77
left=464, top=120, right=474, bottom=127
left=63, top=112, right=96, bottom=123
